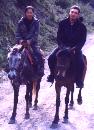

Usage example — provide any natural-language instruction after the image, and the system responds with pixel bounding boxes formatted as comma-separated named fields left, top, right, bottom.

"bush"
left=90, top=0, right=94, bottom=8
left=79, top=0, right=90, bottom=3
left=79, top=0, right=94, bottom=8
left=16, top=0, right=33, bottom=6
left=55, top=0, right=72, bottom=9
left=0, top=38, right=10, bottom=67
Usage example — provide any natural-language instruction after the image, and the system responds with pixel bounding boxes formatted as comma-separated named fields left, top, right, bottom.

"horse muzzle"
left=8, top=70, right=17, bottom=80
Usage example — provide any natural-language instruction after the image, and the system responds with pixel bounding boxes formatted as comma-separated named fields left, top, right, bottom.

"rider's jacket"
left=16, top=16, right=39, bottom=47
left=57, top=17, right=87, bottom=51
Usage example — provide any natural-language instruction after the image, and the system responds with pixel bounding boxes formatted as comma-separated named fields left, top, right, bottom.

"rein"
left=25, top=48, right=33, bottom=65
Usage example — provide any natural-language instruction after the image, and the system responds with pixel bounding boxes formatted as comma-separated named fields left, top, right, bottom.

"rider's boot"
left=47, top=68, right=55, bottom=83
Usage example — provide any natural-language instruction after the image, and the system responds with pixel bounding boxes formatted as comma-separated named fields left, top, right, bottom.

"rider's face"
left=69, top=8, right=80, bottom=21
left=25, top=9, right=34, bottom=20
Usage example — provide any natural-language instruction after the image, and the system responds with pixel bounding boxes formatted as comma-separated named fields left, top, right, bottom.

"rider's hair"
left=25, top=6, right=34, bottom=13
left=70, top=5, right=80, bottom=13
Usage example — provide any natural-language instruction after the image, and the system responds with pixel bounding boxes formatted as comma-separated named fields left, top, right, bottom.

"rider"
left=47, top=5, right=87, bottom=88
left=15, top=6, right=44, bottom=76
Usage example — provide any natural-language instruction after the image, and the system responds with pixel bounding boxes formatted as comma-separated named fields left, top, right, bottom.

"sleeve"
left=57, top=21, right=65, bottom=48
left=15, top=22, right=23, bottom=44
left=75, top=24, right=87, bottom=51
left=27, top=20, right=39, bottom=46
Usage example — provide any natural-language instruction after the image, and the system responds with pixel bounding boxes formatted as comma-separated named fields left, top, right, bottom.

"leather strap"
left=25, top=48, right=33, bottom=65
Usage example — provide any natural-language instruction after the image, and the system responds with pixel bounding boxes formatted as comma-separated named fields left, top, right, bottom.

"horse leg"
left=25, top=82, right=31, bottom=119
left=52, top=83, right=61, bottom=126
left=77, top=88, right=82, bottom=105
left=77, top=55, right=87, bottom=105
left=33, top=79, right=41, bottom=110
left=69, top=85, right=74, bottom=109
left=28, top=83, right=33, bottom=108
left=9, top=83, right=20, bottom=124
left=63, top=88, right=70, bottom=123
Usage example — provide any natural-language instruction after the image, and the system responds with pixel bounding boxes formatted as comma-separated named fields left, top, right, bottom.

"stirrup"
left=47, top=75, right=54, bottom=83
left=76, top=81, right=84, bottom=88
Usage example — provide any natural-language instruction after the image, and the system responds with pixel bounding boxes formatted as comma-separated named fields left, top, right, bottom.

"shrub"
left=90, top=0, right=94, bottom=8
left=79, top=0, right=90, bottom=3
left=55, top=0, right=72, bottom=9
left=16, top=0, right=33, bottom=6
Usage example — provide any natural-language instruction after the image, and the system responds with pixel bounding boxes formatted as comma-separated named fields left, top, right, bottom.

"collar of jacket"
left=22, top=17, right=35, bottom=32
left=66, top=17, right=83, bottom=25
left=23, top=17, right=34, bottom=24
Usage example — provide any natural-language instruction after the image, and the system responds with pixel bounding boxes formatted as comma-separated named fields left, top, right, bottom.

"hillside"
left=0, top=0, right=94, bottom=67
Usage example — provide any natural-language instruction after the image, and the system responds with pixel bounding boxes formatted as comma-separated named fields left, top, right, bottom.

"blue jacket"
left=16, top=16, right=39, bottom=46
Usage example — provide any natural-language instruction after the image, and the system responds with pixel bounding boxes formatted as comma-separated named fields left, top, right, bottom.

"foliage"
left=90, top=0, right=94, bottom=8
left=55, top=0, right=72, bottom=9
left=0, top=0, right=94, bottom=67
left=16, top=0, right=33, bottom=6
left=79, top=0, right=90, bottom=3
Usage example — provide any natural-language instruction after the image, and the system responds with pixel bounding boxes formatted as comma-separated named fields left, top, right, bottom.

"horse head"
left=56, top=47, right=74, bottom=78
left=7, top=47, right=21, bottom=80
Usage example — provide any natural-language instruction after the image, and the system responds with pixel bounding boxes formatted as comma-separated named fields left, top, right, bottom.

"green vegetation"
left=0, top=0, right=94, bottom=67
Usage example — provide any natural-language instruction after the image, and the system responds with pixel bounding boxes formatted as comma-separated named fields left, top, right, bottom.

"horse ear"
left=7, top=45, right=11, bottom=52
left=56, top=50, right=62, bottom=57
left=70, top=47, right=76, bottom=53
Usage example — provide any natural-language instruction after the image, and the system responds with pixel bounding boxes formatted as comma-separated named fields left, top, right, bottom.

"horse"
left=51, top=47, right=87, bottom=127
left=6, top=44, right=44, bottom=124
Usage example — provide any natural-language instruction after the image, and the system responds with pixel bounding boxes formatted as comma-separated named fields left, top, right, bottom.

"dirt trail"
left=0, top=33, right=94, bottom=130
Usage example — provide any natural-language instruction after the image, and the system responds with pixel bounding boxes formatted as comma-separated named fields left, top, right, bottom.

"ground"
left=0, top=33, right=94, bottom=130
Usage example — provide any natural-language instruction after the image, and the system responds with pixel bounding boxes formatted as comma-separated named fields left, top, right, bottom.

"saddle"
left=14, top=44, right=44, bottom=65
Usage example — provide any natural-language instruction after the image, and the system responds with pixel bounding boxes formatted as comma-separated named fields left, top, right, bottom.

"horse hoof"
left=8, top=118, right=15, bottom=124
left=25, top=114, right=30, bottom=119
left=50, top=123, right=58, bottom=129
left=33, top=105, right=38, bottom=110
left=62, top=117, right=68, bottom=124
left=69, top=103, right=74, bottom=109
left=69, top=105, right=73, bottom=110
left=29, top=103, right=32, bottom=108
left=77, top=99, right=82, bottom=105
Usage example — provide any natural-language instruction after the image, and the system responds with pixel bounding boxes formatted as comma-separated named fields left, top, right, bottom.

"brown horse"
left=7, top=44, right=44, bottom=124
left=51, top=47, right=87, bottom=127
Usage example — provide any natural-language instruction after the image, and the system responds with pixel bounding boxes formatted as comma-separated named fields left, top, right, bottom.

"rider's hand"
left=71, top=47, right=76, bottom=54
left=21, top=40, right=28, bottom=47
left=19, top=40, right=24, bottom=45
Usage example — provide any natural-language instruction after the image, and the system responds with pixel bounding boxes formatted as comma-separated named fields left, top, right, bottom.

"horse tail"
left=82, top=55, right=87, bottom=81
left=32, top=81, right=37, bottom=96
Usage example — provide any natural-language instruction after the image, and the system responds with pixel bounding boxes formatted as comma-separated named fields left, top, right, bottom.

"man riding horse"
left=47, top=5, right=87, bottom=88
left=16, top=6, right=44, bottom=76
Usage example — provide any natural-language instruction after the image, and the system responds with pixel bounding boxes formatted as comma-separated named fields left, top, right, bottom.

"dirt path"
left=0, top=33, right=94, bottom=130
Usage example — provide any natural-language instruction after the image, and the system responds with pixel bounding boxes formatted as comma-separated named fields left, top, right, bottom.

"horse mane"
left=7, top=44, right=22, bottom=58
left=56, top=48, right=76, bottom=76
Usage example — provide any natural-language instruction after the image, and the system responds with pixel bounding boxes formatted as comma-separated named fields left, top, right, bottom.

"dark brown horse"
left=51, top=47, right=87, bottom=127
left=7, top=45, right=44, bottom=124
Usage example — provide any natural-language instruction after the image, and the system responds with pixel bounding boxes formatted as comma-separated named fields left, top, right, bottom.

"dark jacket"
left=15, top=16, right=39, bottom=46
left=57, top=18, right=87, bottom=51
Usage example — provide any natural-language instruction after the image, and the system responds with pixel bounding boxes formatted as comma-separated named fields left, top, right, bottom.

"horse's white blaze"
left=62, top=71, right=66, bottom=77
left=57, top=70, right=66, bottom=77
left=57, top=71, right=60, bottom=76
left=8, top=70, right=17, bottom=78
